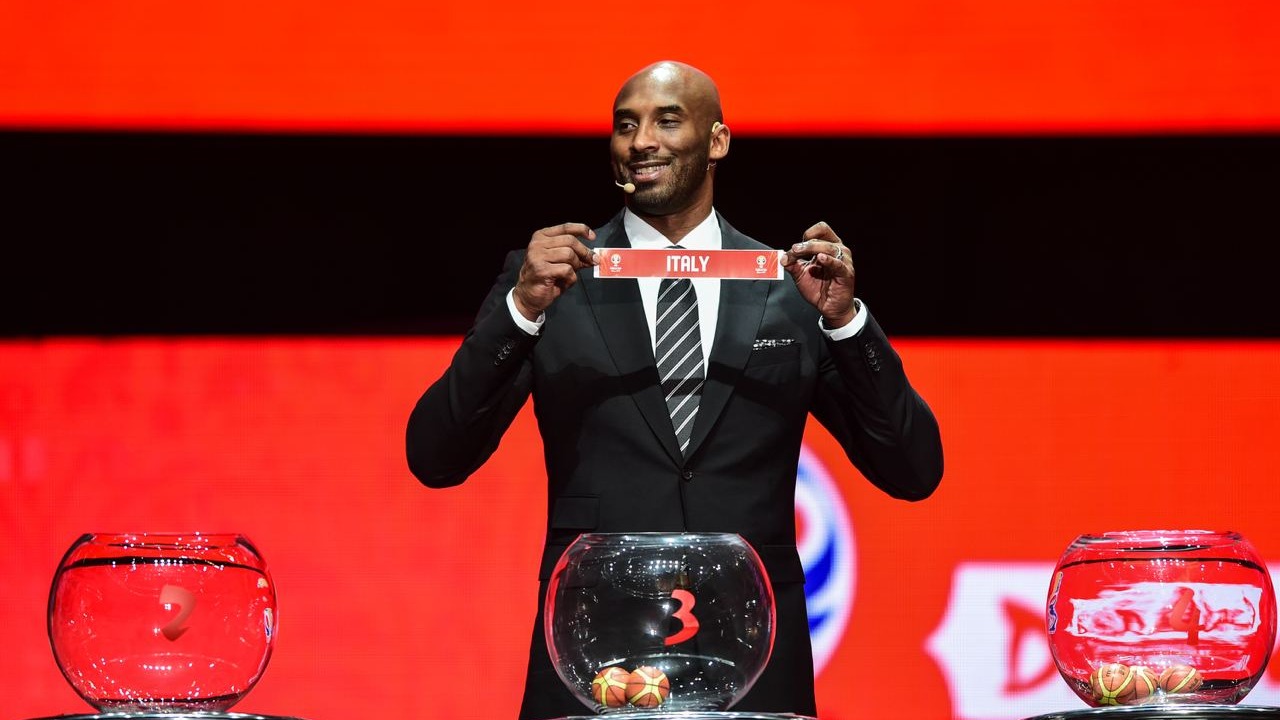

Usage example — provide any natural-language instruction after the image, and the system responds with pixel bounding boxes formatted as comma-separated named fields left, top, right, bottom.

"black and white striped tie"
left=655, top=261, right=705, bottom=456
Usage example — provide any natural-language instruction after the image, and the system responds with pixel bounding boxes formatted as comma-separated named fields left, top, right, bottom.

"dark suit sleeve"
left=810, top=309, right=944, bottom=500
left=405, top=251, right=538, bottom=487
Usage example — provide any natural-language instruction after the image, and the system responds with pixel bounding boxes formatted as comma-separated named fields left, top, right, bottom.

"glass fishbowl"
left=48, top=532, right=278, bottom=713
left=1046, top=530, right=1276, bottom=707
left=545, top=533, right=775, bottom=714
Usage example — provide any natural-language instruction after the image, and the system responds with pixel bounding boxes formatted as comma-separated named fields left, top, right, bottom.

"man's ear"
left=709, top=121, right=730, bottom=161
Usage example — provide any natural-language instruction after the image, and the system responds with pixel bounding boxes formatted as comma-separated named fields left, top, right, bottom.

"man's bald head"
left=609, top=60, right=730, bottom=228
left=613, top=61, right=723, bottom=125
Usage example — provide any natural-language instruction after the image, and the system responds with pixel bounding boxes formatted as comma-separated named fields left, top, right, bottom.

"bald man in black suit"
left=407, top=60, right=943, bottom=719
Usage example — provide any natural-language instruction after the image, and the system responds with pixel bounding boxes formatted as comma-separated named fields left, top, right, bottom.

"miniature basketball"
left=1127, top=666, right=1157, bottom=704
left=1089, top=662, right=1136, bottom=705
left=591, top=666, right=629, bottom=708
left=626, top=665, right=670, bottom=708
left=1158, top=664, right=1204, bottom=694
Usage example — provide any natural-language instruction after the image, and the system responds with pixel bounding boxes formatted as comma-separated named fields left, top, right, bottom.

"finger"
left=536, top=223, right=596, bottom=243
left=801, top=221, right=840, bottom=244
left=814, top=251, right=853, bottom=275
left=832, top=241, right=852, bottom=266
left=567, top=238, right=598, bottom=266
left=536, top=244, right=597, bottom=270
left=782, top=255, right=807, bottom=277
left=785, top=242, right=816, bottom=264
left=545, top=263, right=582, bottom=289
left=522, top=259, right=583, bottom=288
left=532, top=229, right=598, bottom=266
left=787, top=251, right=848, bottom=280
left=783, top=251, right=832, bottom=278
left=786, top=239, right=840, bottom=263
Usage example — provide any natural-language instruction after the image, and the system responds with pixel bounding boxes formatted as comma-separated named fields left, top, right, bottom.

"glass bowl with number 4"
left=1047, top=530, right=1276, bottom=707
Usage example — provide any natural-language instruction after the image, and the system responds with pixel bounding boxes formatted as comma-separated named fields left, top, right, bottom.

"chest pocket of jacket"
left=743, top=342, right=801, bottom=374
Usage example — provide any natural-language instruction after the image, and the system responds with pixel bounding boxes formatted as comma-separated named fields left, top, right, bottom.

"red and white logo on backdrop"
left=796, top=445, right=857, bottom=673
left=927, top=564, right=1280, bottom=719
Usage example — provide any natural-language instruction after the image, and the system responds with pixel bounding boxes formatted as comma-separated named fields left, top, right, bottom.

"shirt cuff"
left=506, top=289, right=545, bottom=335
left=820, top=299, right=867, bottom=341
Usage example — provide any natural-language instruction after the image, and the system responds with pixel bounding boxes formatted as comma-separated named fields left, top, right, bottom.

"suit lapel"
left=582, top=213, right=685, bottom=464
left=684, top=216, right=771, bottom=460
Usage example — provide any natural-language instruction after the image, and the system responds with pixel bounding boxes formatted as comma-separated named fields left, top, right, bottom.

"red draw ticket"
left=593, top=247, right=785, bottom=280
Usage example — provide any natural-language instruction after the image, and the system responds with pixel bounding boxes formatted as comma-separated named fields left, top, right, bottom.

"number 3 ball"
left=626, top=665, right=670, bottom=708
left=591, top=666, right=629, bottom=708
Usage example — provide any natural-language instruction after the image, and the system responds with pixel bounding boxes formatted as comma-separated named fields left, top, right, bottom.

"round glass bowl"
left=48, top=532, right=278, bottom=713
left=1047, top=530, right=1276, bottom=707
left=545, top=533, right=775, bottom=713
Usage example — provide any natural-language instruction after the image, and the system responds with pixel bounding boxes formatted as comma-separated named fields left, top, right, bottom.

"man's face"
left=611, top=77, right=712, bottom=217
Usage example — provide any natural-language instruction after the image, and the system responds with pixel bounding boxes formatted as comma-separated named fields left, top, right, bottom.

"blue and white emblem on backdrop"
left=795, top=443, right=856, bottom=674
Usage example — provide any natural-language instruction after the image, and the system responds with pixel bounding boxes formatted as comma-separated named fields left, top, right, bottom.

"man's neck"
left=631, top=200, right=714, bottom=244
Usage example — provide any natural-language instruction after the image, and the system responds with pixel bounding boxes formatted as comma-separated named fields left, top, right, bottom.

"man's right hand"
left=512, top=223, right=598, bottom=321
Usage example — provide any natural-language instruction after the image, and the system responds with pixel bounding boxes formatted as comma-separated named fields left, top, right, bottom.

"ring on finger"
left=834, top=245, right=845, bottom=262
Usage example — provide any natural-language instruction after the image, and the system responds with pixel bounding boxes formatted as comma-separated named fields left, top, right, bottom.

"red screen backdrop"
left=2, top=0, right=1279, bottom=133
left=4, top=338, right=1280, bottom=719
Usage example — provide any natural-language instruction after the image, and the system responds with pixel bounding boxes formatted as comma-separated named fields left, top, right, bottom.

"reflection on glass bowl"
left=1047, top=530, right=1276, bottom=707
left=545, top=532, right=775, bottom=714
left=48, top=532, right=277, bottom=713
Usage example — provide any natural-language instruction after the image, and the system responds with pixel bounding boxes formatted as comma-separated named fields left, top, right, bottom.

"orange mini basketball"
left=626, top=665, right=670, bottom=708
left=1158, top=664, right=1204, bottom=694
left=591, top=666, right=629, bottom=708
left=1127, top=666, right=1157, bottom=704
left=1089, top=662, right=1137, bottom=705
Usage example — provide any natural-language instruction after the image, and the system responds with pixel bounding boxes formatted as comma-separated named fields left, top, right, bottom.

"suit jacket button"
left=681, top=469, right=694, bottom=481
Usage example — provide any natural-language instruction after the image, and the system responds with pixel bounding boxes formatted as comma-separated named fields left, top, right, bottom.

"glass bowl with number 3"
left=48, top=532, right=278, bottom=713
left=545, top=532, right=775, bottom=714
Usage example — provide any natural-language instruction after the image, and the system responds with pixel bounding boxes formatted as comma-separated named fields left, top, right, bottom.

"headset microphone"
left=615, top=180, right=636, bottom=194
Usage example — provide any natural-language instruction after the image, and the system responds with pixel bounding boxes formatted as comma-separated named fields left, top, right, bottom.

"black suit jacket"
left=407, top=211, right=943, bottom=718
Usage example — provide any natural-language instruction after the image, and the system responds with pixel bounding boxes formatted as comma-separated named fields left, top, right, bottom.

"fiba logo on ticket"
left=795, top=444, right=856, bottom=673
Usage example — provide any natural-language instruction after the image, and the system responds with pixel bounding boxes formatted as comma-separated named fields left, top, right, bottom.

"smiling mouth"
left=628, top=163, right=669, bottom=183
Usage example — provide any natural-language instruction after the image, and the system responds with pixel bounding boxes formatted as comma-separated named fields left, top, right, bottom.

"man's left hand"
left=781, top=221, right=857, bottom=329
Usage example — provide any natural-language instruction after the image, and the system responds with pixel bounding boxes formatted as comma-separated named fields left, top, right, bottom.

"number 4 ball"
left=1159, top=664, right=1204, bottom=694
left=591, top=666, right=629, bottom=708
left=1089, top=663, right=1137, bottom=705
left=626, top=666, right=670, bottom=708
left=1089, top=663, right=1157, bottom=706
left=1128, top=666, right=1157, bottom=704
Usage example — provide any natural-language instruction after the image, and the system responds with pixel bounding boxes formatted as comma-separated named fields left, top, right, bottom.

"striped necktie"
left=655, top=255, right=705, bottom=456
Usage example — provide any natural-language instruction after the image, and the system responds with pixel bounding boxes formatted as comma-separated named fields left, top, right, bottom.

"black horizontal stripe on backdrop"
left=3, top=131, right=1278, bottom=337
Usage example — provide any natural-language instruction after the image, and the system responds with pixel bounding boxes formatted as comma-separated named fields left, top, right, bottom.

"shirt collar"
left=622, top=208, right=722, bottom=251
